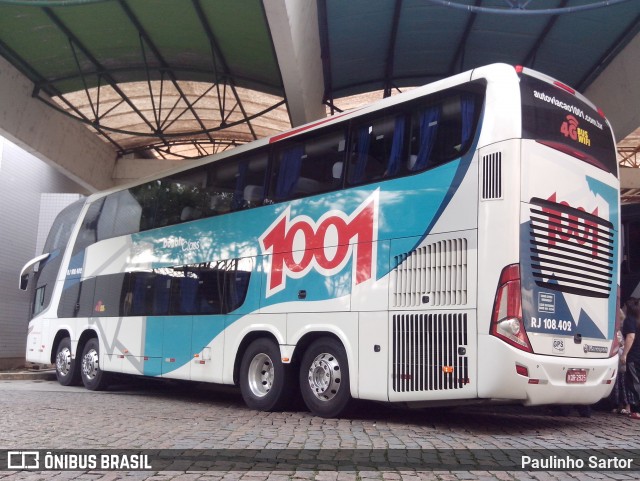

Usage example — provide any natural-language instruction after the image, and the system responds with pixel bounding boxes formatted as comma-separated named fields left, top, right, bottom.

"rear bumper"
left=478, top=335, right=616, bottom=405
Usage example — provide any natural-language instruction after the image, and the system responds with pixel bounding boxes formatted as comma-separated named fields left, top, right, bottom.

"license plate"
left=566, top=369, right=588, bottom=384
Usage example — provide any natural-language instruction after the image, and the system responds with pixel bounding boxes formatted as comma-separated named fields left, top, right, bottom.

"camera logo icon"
left=7, top=451, right=39, bottom=469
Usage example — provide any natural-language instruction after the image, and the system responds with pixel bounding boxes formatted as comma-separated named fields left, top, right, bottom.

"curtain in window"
left=153, top=275, right=171, bottom=315
left=180, top=276, right=199, bottom=314
left=386, top=116, right=405, bottom=177
left=275, top=145, right=304, bottom=200
left=232, top=160, right=249, bottom=210
left=461, top=94, right=476, bottom=147
left=350, top=125, right=371, bottom=184
left=131, top=275, right=149, bottom=316
left=413, top=106, right=440, bottom=171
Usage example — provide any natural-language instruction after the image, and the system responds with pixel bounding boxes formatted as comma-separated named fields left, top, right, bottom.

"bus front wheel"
left=54, top=337, right=80, bottom=386
left=299, top=337, right=351, bottom=418
left=239, top=338, right=291, bottom=412
left=80, top=338, right=109, bottom=391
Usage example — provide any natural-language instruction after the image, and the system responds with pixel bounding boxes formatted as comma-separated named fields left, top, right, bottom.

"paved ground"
left=0, top=376, right=639, bottom=480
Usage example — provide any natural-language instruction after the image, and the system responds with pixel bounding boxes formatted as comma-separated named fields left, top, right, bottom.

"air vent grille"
left=392, top=239, right=467, bottom=307
left=482, top=152, right=502, bottom=200
left=392, top=313, right=468, bottom=392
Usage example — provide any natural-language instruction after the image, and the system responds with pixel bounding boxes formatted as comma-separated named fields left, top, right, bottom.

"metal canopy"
left=0, top=0, right=290, bottom=159
left=319, top=0, right=640, bottom=112
left=0, top=0, right=639, bottom=160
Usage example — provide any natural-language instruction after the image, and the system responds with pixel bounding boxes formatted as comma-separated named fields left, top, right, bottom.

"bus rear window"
left=520, top=74, right=617, bottom=177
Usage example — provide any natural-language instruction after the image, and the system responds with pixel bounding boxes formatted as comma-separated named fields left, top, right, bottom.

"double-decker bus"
left=19, top=64, right=619, bottom=418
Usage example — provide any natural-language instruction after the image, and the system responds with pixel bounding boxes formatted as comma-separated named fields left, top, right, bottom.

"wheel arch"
left=76, top=329, right=99, bottom=364
left=50, top=329, right=71, bottom=364
left=290, top=331, right=344, bottom=368
left=232, top=330, right=279, bottom=386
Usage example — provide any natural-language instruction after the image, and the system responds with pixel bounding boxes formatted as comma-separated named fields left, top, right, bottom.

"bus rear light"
left=491, top=264, right=533, bottom=353
left=515, top=364, right=543, bottom=383
left=554, top=80, right=575, bottom=95
left=536, top=140, right=609, bottom=173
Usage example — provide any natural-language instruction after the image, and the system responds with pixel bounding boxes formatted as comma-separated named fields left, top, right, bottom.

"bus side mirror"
left=20, top=273, right=29, bottom=291
left=18, top=252, right=50, bottom=291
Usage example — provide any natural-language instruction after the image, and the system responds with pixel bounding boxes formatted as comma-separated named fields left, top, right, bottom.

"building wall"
left=0, top=137, right=87, bottom=369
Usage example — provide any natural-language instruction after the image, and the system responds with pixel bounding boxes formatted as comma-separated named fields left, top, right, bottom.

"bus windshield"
left=520, top=74, right=617, bottom=177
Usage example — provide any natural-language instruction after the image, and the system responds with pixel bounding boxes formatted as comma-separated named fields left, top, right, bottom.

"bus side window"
left=408, top=94, right=478, bottom=172
left=93, top=273, right=128, bottom=317
left=54, top=277, right=95, bottom=318
left=205, top=152, right=268, bottom=213
left=164, top=259, right=253, bottom=315
left=76, top=277, right=97, bottom=318
left=408, top=104, right=441, bottom=172
left=271, top=129, right=346, bottom=201
left=172, top=273, right=200, bottom=315
left=155, top=168, right=208, bottom=227
left=58, top=281, right=81, bottom=318
left=226, top=259, right=252, bottom=312
left=127, top=272, right=158, bottom=317
left=98, top=190, right=143, bottom=241
left=348, top=115, right=406, bottom=185
left=71, top=199, right=105, bottom=255
left=198, top=268, right=223, bottom=315
left=33, top=285, right=46, bottom=316
left=203, top=162, right=236, bottom=216
left=130, top=182, right=159, bottom=231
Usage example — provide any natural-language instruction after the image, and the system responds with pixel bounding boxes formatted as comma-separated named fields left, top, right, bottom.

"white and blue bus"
left=20, top=64, right=619, bottom=417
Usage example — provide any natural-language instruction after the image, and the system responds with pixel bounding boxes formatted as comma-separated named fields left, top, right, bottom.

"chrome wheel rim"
left=247, top=353, right=274, bottom=398
left=307, top=352, right=341, bottom=401
left=56, top=347, right=72, bottom=377
left=82, top=348, right=99, bottom=381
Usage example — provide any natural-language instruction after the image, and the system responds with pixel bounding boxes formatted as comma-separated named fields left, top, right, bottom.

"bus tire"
left=54, top=337, right=80, bottom=386
left=239, top=338, right=290, bottom=412
left=79, top=338, right=110, bottom=391
left=299, top=337, right=351, bottom=418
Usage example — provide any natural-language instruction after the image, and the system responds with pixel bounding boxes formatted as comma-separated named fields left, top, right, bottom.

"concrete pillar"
left=0, top=55, right=117, bottom=192
left=264, top=0, right=326, bottom=127
left=585, top=32, right=640, bottom=143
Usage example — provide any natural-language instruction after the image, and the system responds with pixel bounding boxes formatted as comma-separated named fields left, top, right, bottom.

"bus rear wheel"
left=299, top=337, right=351, bottom=418
left=55, top=337, right=80, bottom=386
left=239, top=338, right=291, bottom=412
left=80, top=338, right=109, bottom=391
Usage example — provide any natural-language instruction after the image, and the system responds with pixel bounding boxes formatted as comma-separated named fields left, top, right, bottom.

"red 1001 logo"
left=259, top=191, right=379, bottom=297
